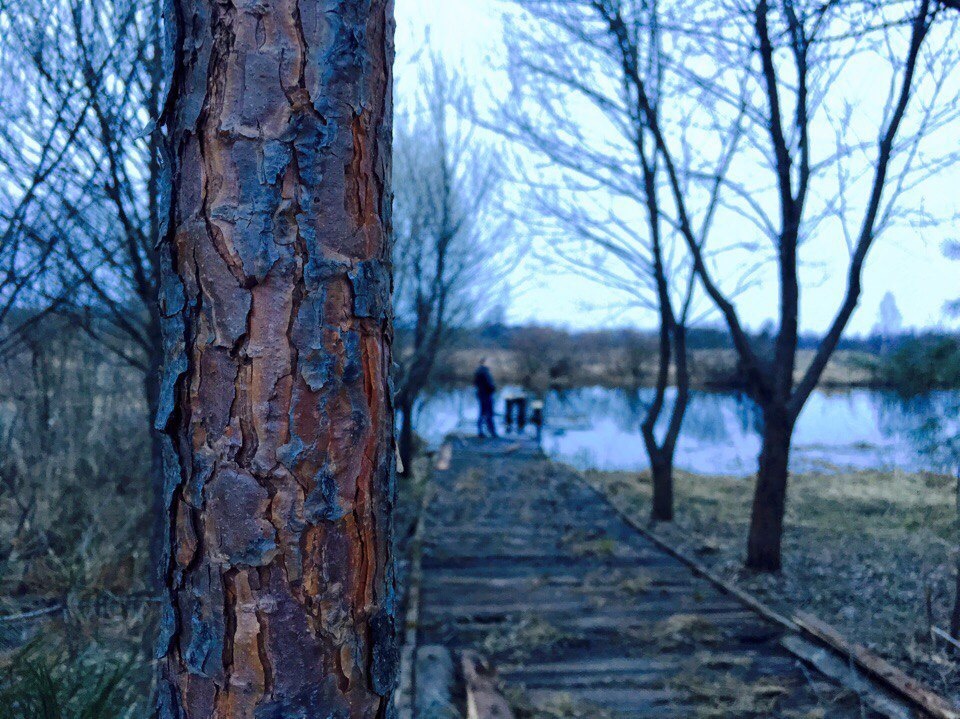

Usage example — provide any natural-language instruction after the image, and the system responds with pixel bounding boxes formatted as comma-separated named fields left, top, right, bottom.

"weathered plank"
left=415, top=646, right=458, bottom=718
left=415, top=438, right=913, bottom=718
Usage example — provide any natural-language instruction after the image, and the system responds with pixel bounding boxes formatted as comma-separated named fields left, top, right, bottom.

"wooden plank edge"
left=781, top=634, right=915, bottom=719
left=576, top=470, right=958, bottom=719
left=794, top=611, right=960, bottom=719
left=394, top=449, right=445, bottom=718
left=462, top=650, right=516, bottom=719
left=933, top=627, right=960, bottom=653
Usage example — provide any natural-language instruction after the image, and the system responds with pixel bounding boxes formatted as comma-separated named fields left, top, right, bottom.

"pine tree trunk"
left=745, top=406, right=793, bottom=572
left=156, top=2, right=397, bottom=717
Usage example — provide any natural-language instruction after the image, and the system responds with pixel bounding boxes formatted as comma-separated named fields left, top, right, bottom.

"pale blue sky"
left=395, top=0, right=960, bottom=335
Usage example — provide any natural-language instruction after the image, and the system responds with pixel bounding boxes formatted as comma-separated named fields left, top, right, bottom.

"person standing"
left=531, top=399, right=544, bottom=445
left=473, top=358, right=498, bottom=438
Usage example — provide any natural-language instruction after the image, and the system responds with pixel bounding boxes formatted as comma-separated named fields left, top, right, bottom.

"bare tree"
left=0, top=0, right=167, bottom=565
left=558, top=0, right=960, bottom=570
left=393, top=60, right=506, bottom=475
left=0, top=0, right=164, bottom=370
left=502, top=0, right=742, bottom=520
left=156, top=1, right=397, bottom=715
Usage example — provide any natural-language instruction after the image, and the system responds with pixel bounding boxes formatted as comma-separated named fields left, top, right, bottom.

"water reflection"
left=414, top=386, right=960, bottom=476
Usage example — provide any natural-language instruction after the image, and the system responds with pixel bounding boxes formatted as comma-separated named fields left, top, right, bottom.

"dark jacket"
left=473, top=365, right=496, bottom=398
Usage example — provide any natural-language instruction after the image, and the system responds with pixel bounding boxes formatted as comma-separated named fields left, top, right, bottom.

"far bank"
left=432, top=347, right=879, bottom=391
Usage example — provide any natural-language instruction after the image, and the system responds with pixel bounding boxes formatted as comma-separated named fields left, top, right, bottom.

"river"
left=414, top=386, right=960, bottom=476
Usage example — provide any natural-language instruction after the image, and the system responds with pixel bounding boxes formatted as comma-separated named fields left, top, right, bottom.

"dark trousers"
left=505, top=397, right=528, bottom=433
left=531, top=408, right=543, bottom=444
left=477, top=395, right=497, bottom=437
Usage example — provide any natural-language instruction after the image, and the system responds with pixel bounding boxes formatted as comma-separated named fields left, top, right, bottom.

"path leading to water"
left=410, top=437, right=917, bottom=719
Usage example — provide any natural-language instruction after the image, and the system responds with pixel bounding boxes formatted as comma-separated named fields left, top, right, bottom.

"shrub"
left=878, top=335, right=960, bottom=395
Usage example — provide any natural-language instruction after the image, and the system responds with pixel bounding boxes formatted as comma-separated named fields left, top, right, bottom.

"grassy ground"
left=0, top=330, right=155, bottom=717
left=586, top=467, right=960, bottom=703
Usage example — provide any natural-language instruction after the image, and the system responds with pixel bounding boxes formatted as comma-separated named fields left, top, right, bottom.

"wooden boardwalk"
left=412, top=437, right=916, bottom=719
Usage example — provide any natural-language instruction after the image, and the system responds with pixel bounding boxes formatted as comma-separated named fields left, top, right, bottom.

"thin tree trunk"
left=746, top=406, right=793, bottom=572
left=635, top=141, right=690, bottom=524
left=952, top=472, right=960, bottom=640
left=28, top=340, right=52, bottom=454
left=639, top=300, right=690, bottom=524
left=667, top=320, right=690, bottom=457
left=641, top=314, right=672, bottom=522
left=648, top=451, right=674, bottom=522
left=144, top=326, right=164, bottom=589
left=156, top=2, right=397, bottom=717
left=398, top=397, right=414, bottom=477
left=651, top=321, right=690, bottom=524
left=950, top=553, right=960, bottom=640
left=641, top=266, right=673, bottom=523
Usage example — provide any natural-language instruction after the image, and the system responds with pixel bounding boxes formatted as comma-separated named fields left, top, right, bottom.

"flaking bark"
left=155, top=1, right=397, bottom=717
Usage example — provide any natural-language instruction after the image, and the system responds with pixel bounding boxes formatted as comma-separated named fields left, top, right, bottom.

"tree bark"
left=641, top=297, right=674, bottom=524
left=648, top=320, right=690, bottom=525
left=746, top=406, right=793, bottom=572
left=156, top=2, right=397, bottom=717
left=648, top=452, right=674, bottom=523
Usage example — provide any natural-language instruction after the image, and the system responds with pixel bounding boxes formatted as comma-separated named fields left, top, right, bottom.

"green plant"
left=0, top=644, right=134, bottom=719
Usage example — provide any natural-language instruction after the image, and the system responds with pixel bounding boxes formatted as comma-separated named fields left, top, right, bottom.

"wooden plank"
left=794, top=611, right=960, bottom=719
left=462, top=651, right=515, bottom=719
left=414, top=645, right=458, bottom=718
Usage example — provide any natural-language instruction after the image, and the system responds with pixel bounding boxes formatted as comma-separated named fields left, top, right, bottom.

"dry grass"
left=0, top=342, right=152, bottom=606
left=576, top=568, right=658, bottom=599
left=453, top=467, right=486, bottom=495
left=615, top=574, right=653, bottom=595
left=667, top=671, right=792, bottom=718
left=481, top=614, right=574, bottom=661
left=649, top=613, right=722, bottom=647
left=618, top=612, right=725, bottom=652
left=564, top=535, right=619, bottom=558
left=504, top=686, right=615, bottom=719
left=0, top=328, right=154, bottom=710
left=587, top=467, right=960, bottom=701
